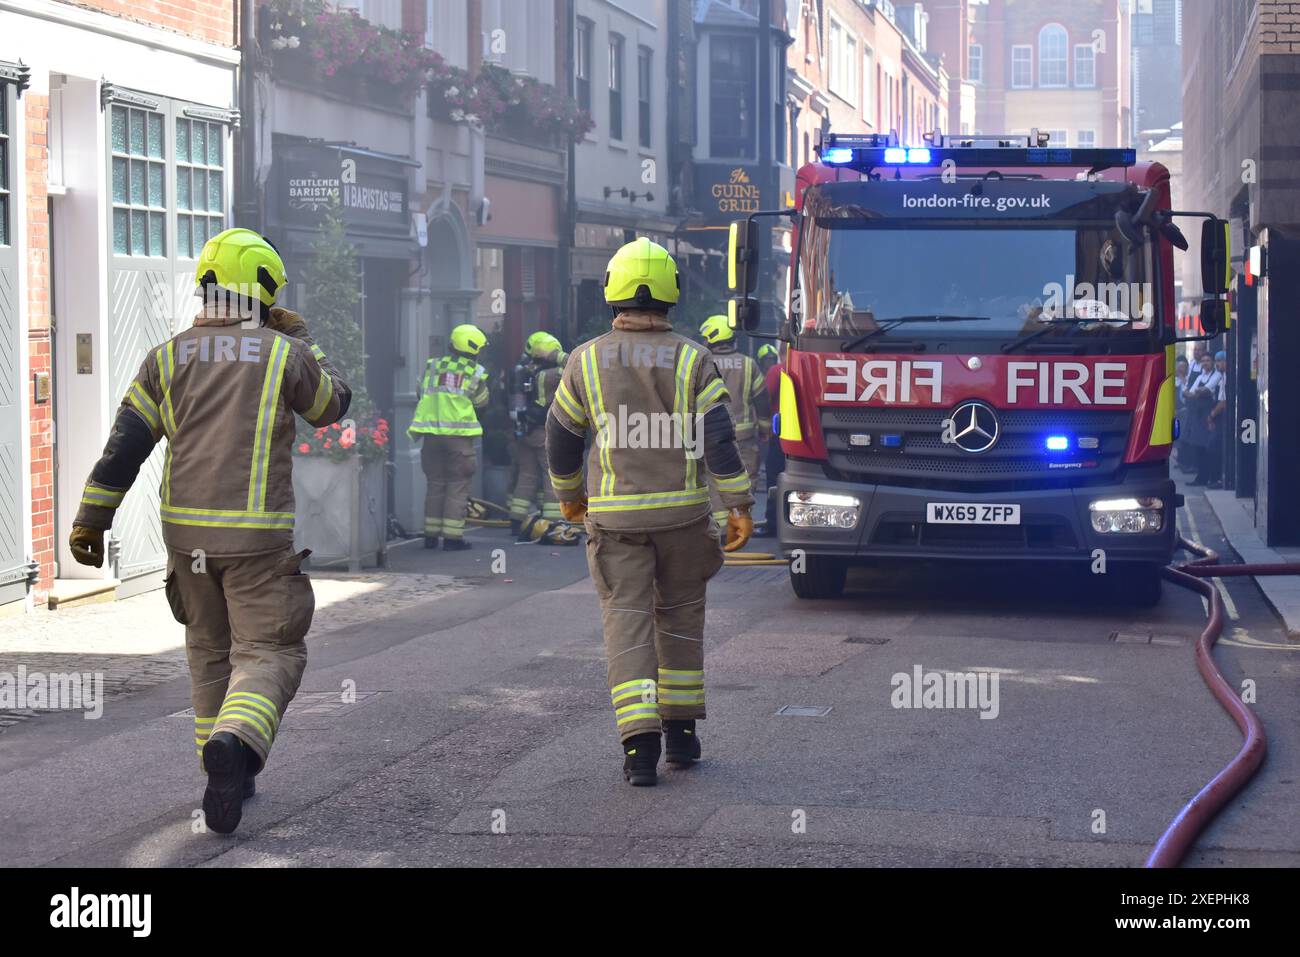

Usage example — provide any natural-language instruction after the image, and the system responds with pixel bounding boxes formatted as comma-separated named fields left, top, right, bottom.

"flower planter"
left=293, top=455, right=388, bottom=571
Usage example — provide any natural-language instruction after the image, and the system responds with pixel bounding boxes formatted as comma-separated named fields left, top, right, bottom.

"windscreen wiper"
left=1001, top=316, right=1139, bottom=354
left=841, top=316, right=991, bottom=353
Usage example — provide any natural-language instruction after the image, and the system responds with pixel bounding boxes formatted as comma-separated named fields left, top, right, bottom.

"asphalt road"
left=1, top=485, right=1297, bottom=868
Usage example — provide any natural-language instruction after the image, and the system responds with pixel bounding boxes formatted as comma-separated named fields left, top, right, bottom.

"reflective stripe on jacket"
left=409, top=354, right=488, bottom=437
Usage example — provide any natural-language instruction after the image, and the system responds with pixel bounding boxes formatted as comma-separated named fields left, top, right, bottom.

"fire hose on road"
left=1145, top=536, right=1300, bottom=867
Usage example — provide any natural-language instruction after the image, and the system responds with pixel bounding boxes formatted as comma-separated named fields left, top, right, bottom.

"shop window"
left=110, top=104, right=167, bottom=257
left=175, top=118, right=227, bottom=259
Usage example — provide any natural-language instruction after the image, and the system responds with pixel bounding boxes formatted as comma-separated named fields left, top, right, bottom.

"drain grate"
left=1108, top=631, right=1186, bottom=647
left=775, top=704, right=833, bottom=717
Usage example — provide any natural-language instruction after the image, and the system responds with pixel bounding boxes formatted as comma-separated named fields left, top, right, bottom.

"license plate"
left=926, top=503, right=1021, bottom=525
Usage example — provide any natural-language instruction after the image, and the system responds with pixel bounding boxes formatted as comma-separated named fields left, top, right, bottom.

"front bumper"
left=777, top=458, right=1179, bottom=565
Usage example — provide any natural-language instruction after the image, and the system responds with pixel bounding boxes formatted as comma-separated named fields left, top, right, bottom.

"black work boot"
left=202, top=732, right=251, bottom=834
left=423, top=535, right=440, bottom=549
left=622, top=732, right=661, bottom=786
left=510, top=519, right=523, bottom=539
left=443, top=537, right=472, bottom=551
left=664, top=719, right=702, bottom=766
left=243, top=772, right=256, bottom=800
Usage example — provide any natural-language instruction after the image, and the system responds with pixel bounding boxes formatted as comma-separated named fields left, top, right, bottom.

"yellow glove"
left=560, top=499, right=588, bottom=523
left=267, top=307, right=309, bottom=338
left=723, top=507, right=753, bottom=552
left=69, top=525, right=105, bottom=568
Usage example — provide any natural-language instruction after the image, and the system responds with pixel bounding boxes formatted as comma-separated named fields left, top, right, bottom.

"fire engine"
left=727, top=131, right=1231, bottom=605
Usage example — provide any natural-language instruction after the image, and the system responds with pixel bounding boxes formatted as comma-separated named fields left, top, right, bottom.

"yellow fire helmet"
left=525, top=331, right=563, bottom=360
left=603, top=237, right=680, bottom=310
left=195, top=227, right=287, bottom=309
left=699, top=314, right=735, bottom=346
left=450, top=323, right=487, bottom=356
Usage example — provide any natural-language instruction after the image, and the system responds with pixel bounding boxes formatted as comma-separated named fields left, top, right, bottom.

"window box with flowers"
left=427, top=62, right=594, bottom=145
left=292, top=418, right=390, bottom=570
left=261, top=0, right=438, bottom=112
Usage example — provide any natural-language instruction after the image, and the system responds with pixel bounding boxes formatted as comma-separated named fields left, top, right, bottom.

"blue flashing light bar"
left=1045, top=435, right=1071, bottom=452
left=815, top=145, right=1135, bottom=170
left=880, top=434, right=903, bottom=449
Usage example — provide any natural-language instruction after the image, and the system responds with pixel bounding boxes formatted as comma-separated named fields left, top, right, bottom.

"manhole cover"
left=775, top=704, right=832, bottom=717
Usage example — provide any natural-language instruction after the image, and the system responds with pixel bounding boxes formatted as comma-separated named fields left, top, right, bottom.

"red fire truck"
left=727, top=131, right=1231, bottom=605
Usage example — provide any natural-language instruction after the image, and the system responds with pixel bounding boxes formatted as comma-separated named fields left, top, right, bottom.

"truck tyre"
left=1108, top=562, right=1164, bottom=608
left=790, top=555, right=848, bottom=599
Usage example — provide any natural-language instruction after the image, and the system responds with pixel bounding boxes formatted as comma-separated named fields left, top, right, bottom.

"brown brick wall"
left=26, top=94, right=55, bottom=599
left=1259, top=0, right=1300, bottom=52
left=62, top=0, right=237, bottom=47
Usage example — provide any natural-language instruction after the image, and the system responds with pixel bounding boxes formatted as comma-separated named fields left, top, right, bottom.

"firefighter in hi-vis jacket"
left=699, top=314, right=771, bottom=528
left=68, top=228, right=351, bottom=834
left=408, top=324, right=490, bottom=550
left=545, top=238, right=754, bottom=786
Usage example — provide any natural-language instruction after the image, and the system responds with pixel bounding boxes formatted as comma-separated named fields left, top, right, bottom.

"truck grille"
left=821, top=407, right=1132, bottom=488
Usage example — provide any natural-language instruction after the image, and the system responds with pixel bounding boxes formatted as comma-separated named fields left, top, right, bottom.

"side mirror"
left=727, top=219, right=759, bottom=295
left=728, top=296, right=761, bottom=332
left=1198, top=298, right=1230, bottom=338
left=1201, top=218, right=1230, bottom=297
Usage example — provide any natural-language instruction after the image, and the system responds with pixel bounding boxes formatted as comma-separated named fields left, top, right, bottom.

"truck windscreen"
left=796, top=218, right=1157, bottom=352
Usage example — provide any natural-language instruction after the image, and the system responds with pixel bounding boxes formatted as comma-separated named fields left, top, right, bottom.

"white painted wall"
left=3, top=2, right=237, bottom=582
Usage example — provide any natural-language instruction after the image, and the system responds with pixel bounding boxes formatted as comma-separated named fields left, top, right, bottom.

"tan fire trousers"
left=585, top=516, right=725, bottom=742
left=420, top=434, right=477, bottom=540
left=165, top=545, right=314, bottom=771
left=709, top=436, right=760, bottom=525
left=509, top=428, right=561, bottom=521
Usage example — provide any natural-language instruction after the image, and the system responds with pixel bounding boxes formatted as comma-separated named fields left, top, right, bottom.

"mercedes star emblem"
left=950, top=401, right=1000, bottom=453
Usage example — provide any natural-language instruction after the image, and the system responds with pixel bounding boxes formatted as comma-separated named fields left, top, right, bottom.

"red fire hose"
left=1144, top=536, right=1294, bottom=867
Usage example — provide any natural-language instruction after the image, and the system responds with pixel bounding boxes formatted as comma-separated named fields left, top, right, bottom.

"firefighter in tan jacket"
left=546, top=238, right=753, bottom=786
left=699, top=314, right=771, bottom=527
left=68, top=229, right=350, bottom=834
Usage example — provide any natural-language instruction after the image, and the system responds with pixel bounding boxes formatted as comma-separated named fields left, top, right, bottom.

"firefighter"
left=699, top=314, right=771, bottom=528
left=67, top=228, right=350, bottom=834
left=409, top=324, right=489, bottom=550
left=508, top=331, right=567, bottom=538
left=546, top=238, right=753, bottom=787
left=756, top=342, right=783, bottom=537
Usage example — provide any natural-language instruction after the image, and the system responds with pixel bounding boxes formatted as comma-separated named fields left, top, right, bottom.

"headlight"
left=787, top=491, right=861, bottom=529
left=1089, top=497, right=1164, bottom=533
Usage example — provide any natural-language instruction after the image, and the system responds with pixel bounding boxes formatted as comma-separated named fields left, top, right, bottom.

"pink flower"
left=298, top=442, right=310, bottom=453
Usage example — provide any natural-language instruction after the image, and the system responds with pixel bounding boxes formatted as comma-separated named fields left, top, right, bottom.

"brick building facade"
left=972, top=0, right=1131, bottom=148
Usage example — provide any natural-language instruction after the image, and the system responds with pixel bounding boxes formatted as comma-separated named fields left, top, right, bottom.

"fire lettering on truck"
left=823, top=359, right=944, bottom=403
left=1006, top=361, right=1128, bottom=406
